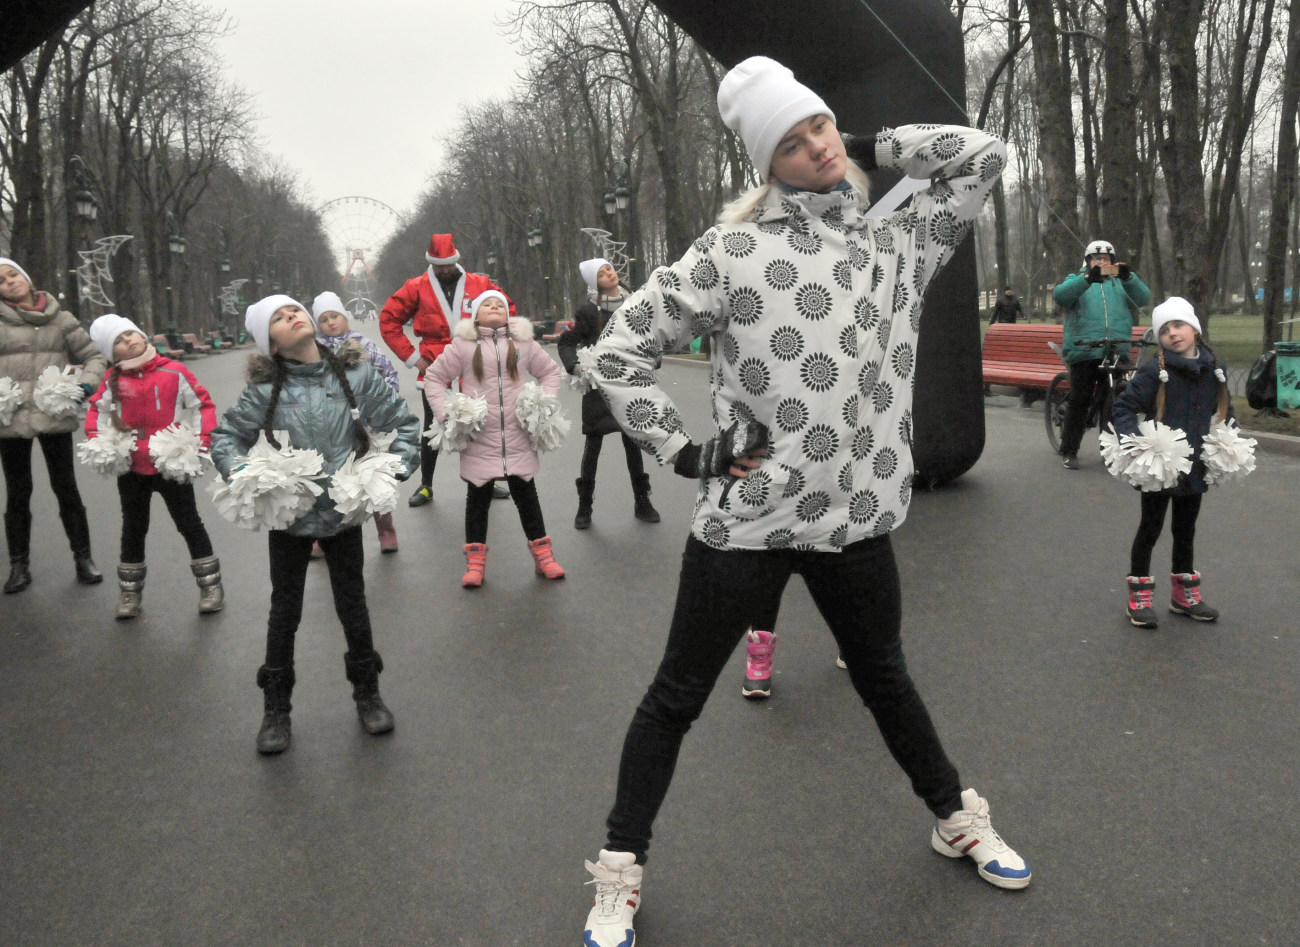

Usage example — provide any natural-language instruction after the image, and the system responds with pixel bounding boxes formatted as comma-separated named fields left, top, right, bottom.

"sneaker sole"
left=1169, top=606, right=1217, bottom=622
left=741, top=683, right=771, bottom=699
left=1127, top=612, right=1157, bottom=628
left=931, top=828, right=1032, bottom=890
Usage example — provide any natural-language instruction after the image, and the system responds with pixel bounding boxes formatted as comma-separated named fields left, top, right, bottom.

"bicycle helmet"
left=1084, top=240, right=1115, bottom=260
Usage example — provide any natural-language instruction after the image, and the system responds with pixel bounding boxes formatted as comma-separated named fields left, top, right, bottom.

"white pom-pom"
left=76, top=426, right=137, bottom=477
left=426, top=392, right=488, bottom=452
left=207, top=430, right=325, bottom=531
left=0, top=376, right=21, bottom=427
left=327, top=442, right=407, bottom=524
left=32, top=365, right=84, bottom=418
left=568, top=347, right=600, bottom=393
left=1214, top=368, right=1226, bottom=383
left=1158, top=369, right=1169, bottom=383
left=515, top=381, right=571, bottom=453
left=1098, top=424, right=1138, bottom=481
left=1122, top=419, right=1193, bottom=491
left=148, top=422, right=207, bottom=483
left=1201, top=419, right=1256, bottom=486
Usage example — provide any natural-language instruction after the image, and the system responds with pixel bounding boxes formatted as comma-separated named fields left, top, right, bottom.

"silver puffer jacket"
left=210, top=341, right=421, bottom=538
left=0, top=294, right=107, bottom=439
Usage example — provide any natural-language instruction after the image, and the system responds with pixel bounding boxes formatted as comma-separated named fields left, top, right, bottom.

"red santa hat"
left=426, top=234, right=461, bottom=266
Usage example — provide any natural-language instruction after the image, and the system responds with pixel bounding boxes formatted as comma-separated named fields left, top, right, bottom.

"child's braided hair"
left=469, top=329, right=519, bottom=383
left=261, top=342, right=371, bottom=456
left=105, top=366, right=132, bottom=432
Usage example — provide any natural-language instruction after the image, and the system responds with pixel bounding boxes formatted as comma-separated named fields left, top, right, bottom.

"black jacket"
left=557, top=302, right=620, bottom=436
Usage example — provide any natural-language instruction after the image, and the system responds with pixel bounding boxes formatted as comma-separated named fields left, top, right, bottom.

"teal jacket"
left=1053, top=270, right=1151, bottom=364
left=210, top=341, right=420, bottom=538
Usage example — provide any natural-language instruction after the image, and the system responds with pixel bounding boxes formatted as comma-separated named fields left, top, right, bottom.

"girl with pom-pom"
left=424, top=290, right=566, bottom=588
left=84, top=315, right=221, bottom=619
left=312, top=291, right=401, bottom=553
left=1112, top=297, right=1234, bottom=627
left=0, top=257, right=108, bottom=593
left=210, top=296, right=420, bottom=755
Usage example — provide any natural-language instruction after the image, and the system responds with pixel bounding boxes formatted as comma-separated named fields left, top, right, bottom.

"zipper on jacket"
left=492, top=329, right=509, bottom=477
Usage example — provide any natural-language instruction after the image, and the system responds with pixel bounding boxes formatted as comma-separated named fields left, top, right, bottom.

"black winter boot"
left=255, top=665, right=295, bottom=754
left=4, top=511, right=32, bottom=593
left=574, top=478, right=595, bottom=530
left=60, top=506, right=102, bottom=584
left=631, top=473, right=661, bottom=524
left=344, top=652, right=395, bottom=735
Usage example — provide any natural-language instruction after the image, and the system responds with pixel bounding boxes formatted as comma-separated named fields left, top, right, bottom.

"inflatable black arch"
left=2, top=0, right=983, bottom=483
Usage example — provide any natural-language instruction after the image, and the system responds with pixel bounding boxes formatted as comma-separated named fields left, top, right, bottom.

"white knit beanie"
left=311, top=291, right=347, bottom=320
left=245, top=294, right=312, bottom=356
left=716, top=56, right=835, bottom=179
left=0, top=257, right=34, bottom=287
left=1151, top=296, right=1201, bottom=339
left=579, top=258, right=611, bottom=291
left=89, top=314, right=145, bottom=362
left=470, top=290, right=510, bottom=320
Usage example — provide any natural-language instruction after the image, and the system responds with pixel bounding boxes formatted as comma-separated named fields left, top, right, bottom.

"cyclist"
left=1052, top=240, right=1151, bottom=469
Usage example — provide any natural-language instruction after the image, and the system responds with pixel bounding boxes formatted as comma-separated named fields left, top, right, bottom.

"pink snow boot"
left=527, top=536, right=565, bottom=580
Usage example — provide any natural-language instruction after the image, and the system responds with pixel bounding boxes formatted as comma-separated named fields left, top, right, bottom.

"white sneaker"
left=931, top=788, right=1032, bottom=889
left=583, top=849, right=642, bottom=946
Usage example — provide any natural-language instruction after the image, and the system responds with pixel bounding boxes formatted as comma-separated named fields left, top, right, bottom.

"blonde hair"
left=717, top=160, right=872, bottom=226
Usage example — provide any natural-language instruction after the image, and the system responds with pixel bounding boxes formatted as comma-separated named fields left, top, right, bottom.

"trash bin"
left=1276, top=341, right=1300, bottom=410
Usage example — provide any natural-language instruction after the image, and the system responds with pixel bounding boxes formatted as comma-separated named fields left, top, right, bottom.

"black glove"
left=1086, top=265, right=1104, bottom=284
left=673, top=419, right=770, bottom=480
left=1116, top=263, right=1131, bottom=281
left=841, top=132, right=879, bottom=171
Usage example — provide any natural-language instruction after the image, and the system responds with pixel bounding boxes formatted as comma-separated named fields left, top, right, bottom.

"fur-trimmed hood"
left=452, top=316, right=534, bottom=342
left=245, top=338, right=365, bottom=382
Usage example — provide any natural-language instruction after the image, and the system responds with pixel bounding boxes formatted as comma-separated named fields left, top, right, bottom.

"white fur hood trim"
left=453, top=316, right=534, bottom=342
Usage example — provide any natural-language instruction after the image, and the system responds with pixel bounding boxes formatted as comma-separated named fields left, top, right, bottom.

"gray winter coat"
left=210, top=341, right=421, bottom=538
left=0, top=295, right=107, bottom=438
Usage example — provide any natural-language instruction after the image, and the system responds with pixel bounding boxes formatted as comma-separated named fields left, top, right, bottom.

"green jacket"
left=1053, top=270, right=1151, bottom=364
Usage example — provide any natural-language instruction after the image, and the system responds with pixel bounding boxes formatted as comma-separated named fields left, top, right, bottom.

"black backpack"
left=1246, top=350, right=1277, bottom=409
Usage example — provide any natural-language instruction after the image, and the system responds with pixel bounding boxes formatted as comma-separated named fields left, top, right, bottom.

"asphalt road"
left=3, top=324, right=1298, bottom=945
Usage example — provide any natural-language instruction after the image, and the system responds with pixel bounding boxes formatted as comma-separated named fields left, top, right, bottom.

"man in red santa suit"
left=380, top=233, right=513, bottom=506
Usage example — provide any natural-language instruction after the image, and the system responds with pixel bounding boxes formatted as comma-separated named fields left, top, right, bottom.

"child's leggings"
left=264, top=526, right=376, bottom=669
left=1129, top=492, right=1202, bottom=576
left=465, top=476, right=546, bottom=543
left=579, top=432, right=645, bottom=481
left=117, top=471, right=213, bottom=562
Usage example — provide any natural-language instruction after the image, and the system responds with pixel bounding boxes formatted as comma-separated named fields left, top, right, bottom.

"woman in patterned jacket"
left=578, top=57, right=1029, bottom=947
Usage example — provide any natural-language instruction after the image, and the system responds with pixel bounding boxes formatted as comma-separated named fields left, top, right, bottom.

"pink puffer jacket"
left=424, top=317, right=561, bottom=487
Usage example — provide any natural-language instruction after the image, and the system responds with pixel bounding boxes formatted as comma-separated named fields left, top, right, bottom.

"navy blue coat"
left=1111, top=346, right=1233, bottom=496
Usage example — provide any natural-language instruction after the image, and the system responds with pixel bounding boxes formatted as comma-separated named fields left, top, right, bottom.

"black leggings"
left=1129, top=492, right=1202, bottom=576
left=1060, top=358, right=1102, bottom=456
left=605, top=534, right=962, bottom=861
left=117, top=471, right=213, bottom=563
left=419, top=395, right=440, bottom=488
left=0, top=432, right=91, bottom=555
left=465, top=476, right=546, bottom=544
left=264, top=526, right=375, bottom=669
left=579, top=432, right=646, bottom=482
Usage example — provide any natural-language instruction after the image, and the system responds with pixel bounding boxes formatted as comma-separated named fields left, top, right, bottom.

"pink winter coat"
left=424, top=317, right=561, bottom=487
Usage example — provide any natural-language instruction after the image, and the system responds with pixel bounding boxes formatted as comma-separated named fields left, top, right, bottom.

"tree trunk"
left=1263, top=0, right=1300, bottom=351
left=1097, top=0, right=1140, bottom=265
left=1025, top=0, right=1079, bottom=281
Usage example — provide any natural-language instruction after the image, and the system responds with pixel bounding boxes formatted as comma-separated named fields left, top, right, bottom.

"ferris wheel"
left=318, top=196, right=405, bottom=319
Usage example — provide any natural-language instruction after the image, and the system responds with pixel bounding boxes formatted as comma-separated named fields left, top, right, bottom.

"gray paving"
left=3, top=327, right=1299, bottom=945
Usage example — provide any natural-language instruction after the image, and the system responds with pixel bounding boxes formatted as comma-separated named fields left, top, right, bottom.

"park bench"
left=982, top=323, right=1146, bottom=395
left=152, top=334, right=186, bottom=359
left=181, top=332, right=213, bottom=355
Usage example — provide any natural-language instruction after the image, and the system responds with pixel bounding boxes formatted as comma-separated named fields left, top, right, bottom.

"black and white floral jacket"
left=590, top=124, right=1006, bottom=551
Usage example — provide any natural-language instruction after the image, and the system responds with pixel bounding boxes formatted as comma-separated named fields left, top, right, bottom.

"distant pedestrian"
left=379, top=233, right=512, bottom=507
left=424, top=291, right=567, bottom=588
left=211, top=295, right=420, bottom=754
left=990, top=287, right=1023, bottom=324
left=0, top=257, right=107, bottom=593
left=556, top=258, right=660, bottom=530
left=84, top=315, right=222, bottom=619
left=314, top=291, right=401, bottom=553
left=1112, top=297, right=1233, bottom=628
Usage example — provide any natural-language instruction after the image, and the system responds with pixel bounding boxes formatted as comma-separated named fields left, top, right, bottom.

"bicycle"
left=1045, top=334, right=1156, bottom=454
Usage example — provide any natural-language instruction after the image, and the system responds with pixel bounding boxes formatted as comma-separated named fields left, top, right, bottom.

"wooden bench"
left=982, top=323, right=1146, bottom=393
left=181, top=332, right=213, bottom=355
left=152, top=335, right=186, bottom=359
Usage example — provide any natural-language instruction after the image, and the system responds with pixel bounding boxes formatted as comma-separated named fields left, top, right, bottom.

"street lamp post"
left=165, top=211, right=185, bottom=342
left=67, top=156, right=100, bottom=322
left=604, top=159, right=636, bottom=285
left=528, top=207, right=551, bottom=321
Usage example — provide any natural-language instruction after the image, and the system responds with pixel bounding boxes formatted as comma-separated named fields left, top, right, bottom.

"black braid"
left=324, top=344, right=371, bottom=457
left=262, top=356, right=286, bottom=449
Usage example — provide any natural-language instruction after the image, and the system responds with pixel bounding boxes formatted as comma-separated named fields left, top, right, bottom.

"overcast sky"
left=215, top=1, right=528, bottom=217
